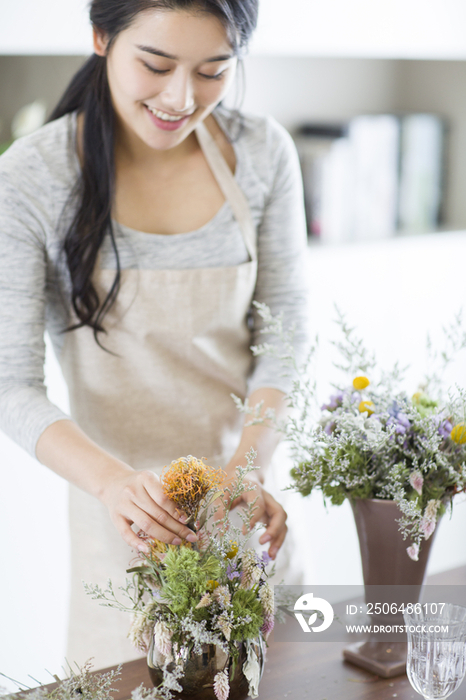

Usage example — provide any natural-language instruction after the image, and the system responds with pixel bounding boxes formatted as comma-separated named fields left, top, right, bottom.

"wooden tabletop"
left=29, top=566, right=466, bottom=700
left=109, top=642, right=421, bottom=700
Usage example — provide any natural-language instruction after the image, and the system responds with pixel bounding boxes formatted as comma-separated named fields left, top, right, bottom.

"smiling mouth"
left=145, top=105, right=194, bottom=122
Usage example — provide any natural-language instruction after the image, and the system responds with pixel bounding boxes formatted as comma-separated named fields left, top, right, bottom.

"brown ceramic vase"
left=343, top=498, right=439, bottom=678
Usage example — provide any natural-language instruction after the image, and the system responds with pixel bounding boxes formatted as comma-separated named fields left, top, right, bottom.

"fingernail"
left=269, top=547, right=278, bottom=559
left=186, top=533, right=198, bottom=543
left=179, top=515, right=188, bottom=523
left=137, top=544, right=150, bottom=553
left=172, top=537, right=182, bottom=546
left=260, top=534, right=272, bottom=544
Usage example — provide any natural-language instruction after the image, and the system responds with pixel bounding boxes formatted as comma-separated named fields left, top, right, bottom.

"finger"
left=133, top=496, right=198, bottom=542
left=136, top=470, right=188, bottom=521
left=258, top=491, right=287, bottom=545
left=118, top=502, right=194, bottom=546
left=127, top=472, right=197, bottom=541
left=111, top=513, right=154, bottom=553
left=267, top=522, right=288, bottom=560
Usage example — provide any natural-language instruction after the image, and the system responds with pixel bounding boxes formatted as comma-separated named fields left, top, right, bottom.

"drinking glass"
left=403, top=603, right=466, bottom=700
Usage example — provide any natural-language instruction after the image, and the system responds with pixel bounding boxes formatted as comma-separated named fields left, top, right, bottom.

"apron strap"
left=195, top=120, right=257, bottom=262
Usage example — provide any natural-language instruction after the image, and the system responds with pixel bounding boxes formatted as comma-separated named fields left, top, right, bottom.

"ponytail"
left=49, top=55, right=120, bottom=339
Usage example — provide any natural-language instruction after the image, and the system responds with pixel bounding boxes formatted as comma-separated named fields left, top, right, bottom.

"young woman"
left=0, top=0, right=308, bottom=668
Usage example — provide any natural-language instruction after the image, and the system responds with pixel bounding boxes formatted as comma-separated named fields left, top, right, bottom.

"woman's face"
left=94, top=8, right=237, bottom=153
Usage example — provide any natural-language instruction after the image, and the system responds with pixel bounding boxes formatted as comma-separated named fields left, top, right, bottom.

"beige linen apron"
left=61, top=124, right=257, bottom=668
left=60, top=121, right=301, bottom=670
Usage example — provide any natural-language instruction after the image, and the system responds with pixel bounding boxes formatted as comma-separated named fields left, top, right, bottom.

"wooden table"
left=101, top=635, right=466, bottom=700
left=33, top=566, right=466, bottom=700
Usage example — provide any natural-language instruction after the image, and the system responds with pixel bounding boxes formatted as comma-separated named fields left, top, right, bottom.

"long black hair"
left=49, top=0, right=258, bottom=338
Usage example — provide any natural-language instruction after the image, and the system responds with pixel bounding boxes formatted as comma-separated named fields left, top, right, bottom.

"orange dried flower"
left=161, top=455, right=225, bottom=521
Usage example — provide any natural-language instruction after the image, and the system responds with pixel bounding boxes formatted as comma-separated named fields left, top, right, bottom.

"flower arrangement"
left=237, top=303, right=466, bottom=561
left=1, top=661, right=171, bottom=700
left=1, top=662, right=122, bottom=700
left=85, top=452, right=273, bottom=700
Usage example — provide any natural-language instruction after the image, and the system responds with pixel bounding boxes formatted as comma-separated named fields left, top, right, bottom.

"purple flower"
left=324, top=421, right=335, bottom=435
left=261, top=551, right=272, bottom=566
left=226, top=562, right=240, bottom=581
left=438, top=420, right=453, bottom=439
left=397, top=413, right=411, bottom=428
left=387, top=412, right=411, bottom=435
left=321, top=392, right=344, bottom=411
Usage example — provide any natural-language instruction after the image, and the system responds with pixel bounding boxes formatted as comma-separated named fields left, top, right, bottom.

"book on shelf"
left=294, top=113, right=446, bottom=244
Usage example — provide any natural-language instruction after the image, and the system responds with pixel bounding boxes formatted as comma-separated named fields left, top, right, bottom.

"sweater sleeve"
left=248, top=117, right=310, bottom=395
left=0, top=142, right=70, bottom=457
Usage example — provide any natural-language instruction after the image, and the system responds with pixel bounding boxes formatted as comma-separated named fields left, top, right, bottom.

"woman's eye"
left=198, top=72, right=225, bottom=81
left=143, top=63, right=169, bottom=75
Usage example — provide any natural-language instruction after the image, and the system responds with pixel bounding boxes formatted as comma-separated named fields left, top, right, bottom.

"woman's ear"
left=93, top=26, right=109, bottom=56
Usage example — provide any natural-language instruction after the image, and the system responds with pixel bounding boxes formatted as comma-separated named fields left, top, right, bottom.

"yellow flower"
left=353, top=376, right=370, bottom=390
left=359, top=400, right=375, bottom=415
left=451, top=423, right=466, bottom=445
left=412, top=392, right=423, bottom=403
left=226, top=542, right=239, bottom=559
left=207, top=580, right=219, bottom=591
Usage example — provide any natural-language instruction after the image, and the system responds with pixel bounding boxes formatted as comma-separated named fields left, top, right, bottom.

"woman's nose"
left=161, top=68, right=195, bottom=113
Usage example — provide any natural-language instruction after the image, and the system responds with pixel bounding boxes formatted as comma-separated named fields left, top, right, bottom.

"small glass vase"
left=404, top=603, right=466, bottom=700
left=147, top=634, right=265, bottom=700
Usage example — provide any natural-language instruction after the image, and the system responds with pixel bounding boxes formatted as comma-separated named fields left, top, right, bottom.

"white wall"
left=252, top=0, right=466, bottom=59
left=2, top=0, right=466, bottom=58
left=0, top=339, right=70, bottom=692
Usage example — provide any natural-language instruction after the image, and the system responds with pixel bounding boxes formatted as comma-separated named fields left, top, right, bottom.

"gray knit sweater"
left=0, top=107, right=309, bottom=457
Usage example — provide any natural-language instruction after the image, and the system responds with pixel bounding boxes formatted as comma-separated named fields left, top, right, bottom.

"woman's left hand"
left=221, top=387, right=290, bottom=559
left=229, top=472, right=288, bottom=560
left=222, top=448, right=287, bottom=560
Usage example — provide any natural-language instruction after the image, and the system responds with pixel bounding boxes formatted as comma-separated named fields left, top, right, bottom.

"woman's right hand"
left=35, top=419, right=198, bottom=552
left=99, top=468, right=199, bottom=553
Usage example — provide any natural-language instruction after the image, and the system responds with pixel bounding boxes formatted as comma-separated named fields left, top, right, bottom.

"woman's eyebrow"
left=136, top=44, right=233, bottom=62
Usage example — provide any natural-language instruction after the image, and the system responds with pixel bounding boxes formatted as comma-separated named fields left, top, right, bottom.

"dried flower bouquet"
left=85, top=451, right=273, bottom=700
